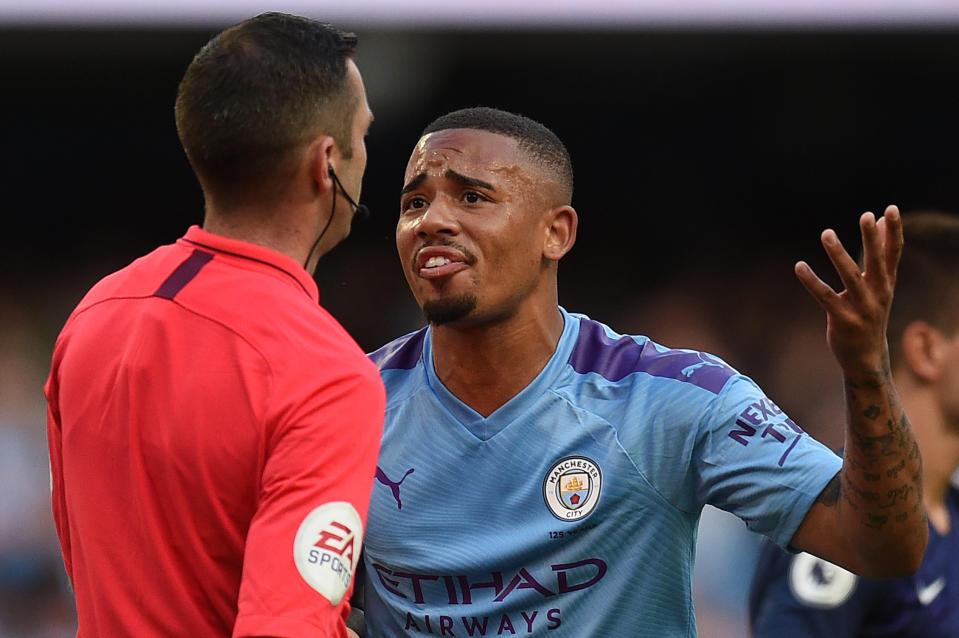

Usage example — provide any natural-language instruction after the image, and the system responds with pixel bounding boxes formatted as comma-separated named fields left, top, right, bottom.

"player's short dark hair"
left=175, top=12, right=358, bottom=208
left=422, top=106, right=574, bottom=204
left=888, top=210, right=959, bottom=364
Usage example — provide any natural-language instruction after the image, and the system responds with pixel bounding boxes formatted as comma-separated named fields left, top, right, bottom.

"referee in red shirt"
left=44, top=13, right=384, bottom=638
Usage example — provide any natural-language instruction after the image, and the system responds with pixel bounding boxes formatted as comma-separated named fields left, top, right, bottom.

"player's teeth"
left=425, top=256, right=451, bottom=268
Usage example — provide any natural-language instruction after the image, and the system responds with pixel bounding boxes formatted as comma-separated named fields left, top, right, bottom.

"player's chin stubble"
left=423, top=294, right=477, bottom=326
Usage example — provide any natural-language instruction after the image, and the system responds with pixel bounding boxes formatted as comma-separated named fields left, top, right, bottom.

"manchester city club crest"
left=543, top=456, right=602, bottom=521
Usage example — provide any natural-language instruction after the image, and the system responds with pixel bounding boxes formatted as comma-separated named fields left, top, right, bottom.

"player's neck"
left=431, top=305, right=565, bottom=418
left=916, top=429, right=959, bottom=536
left=904, top=390, right=959, bottom=534
left=921, top=441, right=959, bottom=535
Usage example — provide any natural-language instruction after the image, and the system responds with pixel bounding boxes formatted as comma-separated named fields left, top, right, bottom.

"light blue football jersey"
left=364, top=308, right=842, bottom=637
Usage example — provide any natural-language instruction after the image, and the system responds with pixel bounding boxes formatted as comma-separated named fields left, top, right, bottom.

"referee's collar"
left=179, top=225, right=320, bottom=302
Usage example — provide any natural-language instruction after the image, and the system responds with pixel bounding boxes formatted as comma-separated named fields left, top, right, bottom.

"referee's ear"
left=305, top=134, right=337, bottom=196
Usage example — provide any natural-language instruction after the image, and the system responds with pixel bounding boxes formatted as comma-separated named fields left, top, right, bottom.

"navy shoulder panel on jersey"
left=569, top=317, right=736, bottom=393
left=368, top=328, right=428, bottom=371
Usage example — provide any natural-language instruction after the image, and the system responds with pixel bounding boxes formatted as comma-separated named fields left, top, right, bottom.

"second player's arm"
left=789, top=206, right=927, bottom=578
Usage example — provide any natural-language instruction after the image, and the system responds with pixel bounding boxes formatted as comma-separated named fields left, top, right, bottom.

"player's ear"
left=901, top=320, right=943, bottom=382
left=543, top=205, right=577, bottom=261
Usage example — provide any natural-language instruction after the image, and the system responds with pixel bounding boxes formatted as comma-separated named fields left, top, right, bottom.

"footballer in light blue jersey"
left=357, top=106, right=926, bottom=637
left=363, top=308, right=842, bottom=637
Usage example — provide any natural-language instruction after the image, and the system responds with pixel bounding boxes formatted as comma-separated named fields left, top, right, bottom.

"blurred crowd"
left=0, top=297, right=77, bottom=637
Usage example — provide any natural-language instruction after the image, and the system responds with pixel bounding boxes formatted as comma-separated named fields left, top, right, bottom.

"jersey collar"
left=422, top=307, right=580, bottom=439
left=179, top=225, right=319, bottom=302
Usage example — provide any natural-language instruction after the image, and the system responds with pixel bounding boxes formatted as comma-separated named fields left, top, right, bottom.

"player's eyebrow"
left=401, top=173, right=427, bottom=195
left=400, top=168, right=497, bottom=198
left=400, top=170, right=495, bottom=195
left=445, top=170, right=494, bottom=191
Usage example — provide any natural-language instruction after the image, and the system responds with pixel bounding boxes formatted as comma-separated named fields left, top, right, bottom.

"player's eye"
left=463, top=191, right=485, bottom=204
left=402, top=196, right=428, bottom=212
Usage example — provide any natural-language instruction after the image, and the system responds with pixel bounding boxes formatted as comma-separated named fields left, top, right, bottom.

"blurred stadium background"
left=3, top=1, right=959, bottom=635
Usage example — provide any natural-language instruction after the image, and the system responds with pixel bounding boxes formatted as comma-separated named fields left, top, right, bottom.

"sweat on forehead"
left=405, top=129, right=541, bottom=186
left=418, top=107, right=574, bottom=202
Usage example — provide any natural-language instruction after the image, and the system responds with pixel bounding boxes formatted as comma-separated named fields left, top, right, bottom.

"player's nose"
left=415, top=196, right=460, bottom=238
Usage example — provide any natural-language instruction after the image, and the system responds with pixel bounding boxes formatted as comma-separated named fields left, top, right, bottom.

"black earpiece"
left=305, top=163, right=371, bottom=268
left=327, top=166, right=369, bottom=221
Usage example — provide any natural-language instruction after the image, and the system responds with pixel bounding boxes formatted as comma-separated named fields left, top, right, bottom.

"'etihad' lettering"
left=374, top=559, right=607, bottom=605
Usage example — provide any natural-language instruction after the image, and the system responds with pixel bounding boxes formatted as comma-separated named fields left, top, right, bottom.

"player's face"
left=397, top=129, right=552, bottom=326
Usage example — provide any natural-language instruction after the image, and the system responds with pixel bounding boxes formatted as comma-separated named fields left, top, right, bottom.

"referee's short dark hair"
left=175, top=12, right=358, bottom=209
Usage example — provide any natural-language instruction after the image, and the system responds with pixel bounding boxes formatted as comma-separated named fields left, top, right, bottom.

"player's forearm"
left=837, top=366, right=926, bottom=576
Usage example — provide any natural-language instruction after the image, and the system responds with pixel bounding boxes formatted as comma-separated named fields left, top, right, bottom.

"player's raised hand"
left=794, top=205, right=903, bottom=376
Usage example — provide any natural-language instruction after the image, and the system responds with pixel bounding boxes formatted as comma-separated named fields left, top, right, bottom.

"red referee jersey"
left=45, top=226, right=385, bottom=637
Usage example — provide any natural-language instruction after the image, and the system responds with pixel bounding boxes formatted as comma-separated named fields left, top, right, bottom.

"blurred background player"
left=749, top=210, right=959, bottom=637
left=359, top=106, right=926, bottom=637
left=44, top=12, right=383, bottom=637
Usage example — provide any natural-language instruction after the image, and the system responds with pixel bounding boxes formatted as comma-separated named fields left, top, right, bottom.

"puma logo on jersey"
left=376, top=466, right=415, bottom=509
left=680, top=353, right=726, bottom=378
left=916, top=577, right=946, bottom=606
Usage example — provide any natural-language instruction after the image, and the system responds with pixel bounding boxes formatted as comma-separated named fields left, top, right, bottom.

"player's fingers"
left=859, top=211, right=884, bottom=284
left=876, top=215, right=887, bottom=260
left=795, top=260, right=840, bottom=313
left=820, top=228, right=865, bottom=296
left=880, top=204, right=903, bottom=284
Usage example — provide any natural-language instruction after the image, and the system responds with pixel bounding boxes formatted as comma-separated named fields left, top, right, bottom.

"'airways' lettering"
left=404, top=609, right=562, bottom=635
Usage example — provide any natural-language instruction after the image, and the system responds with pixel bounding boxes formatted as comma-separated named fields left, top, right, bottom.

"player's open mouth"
left=418, top=258, right=467, bottom=279
left=415, top=246, right=470, bottom=279
left=424, top=256, right=451, bottom=268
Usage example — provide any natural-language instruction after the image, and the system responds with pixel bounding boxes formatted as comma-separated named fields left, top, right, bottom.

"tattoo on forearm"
left=884, top=484, right=913, bottom=506
left=885, top=459, right=905, bottom=478
left=843, top=475, right=880, bottom=504
left=839, top=370, right=925, bottom=536
left=864, top=512, right=889, bottom=529
left=848, top=428, right=895, bottom=457
left=817, top=474, right=841, bottom=507
left=847, top=369, right=886, bottom=391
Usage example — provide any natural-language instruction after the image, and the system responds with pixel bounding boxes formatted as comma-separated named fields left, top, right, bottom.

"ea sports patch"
left=543, top=456, right=602, bottom=521
left=293, top=502, right=363, bottom=605
left=787, top=552, right=858, bottom=608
